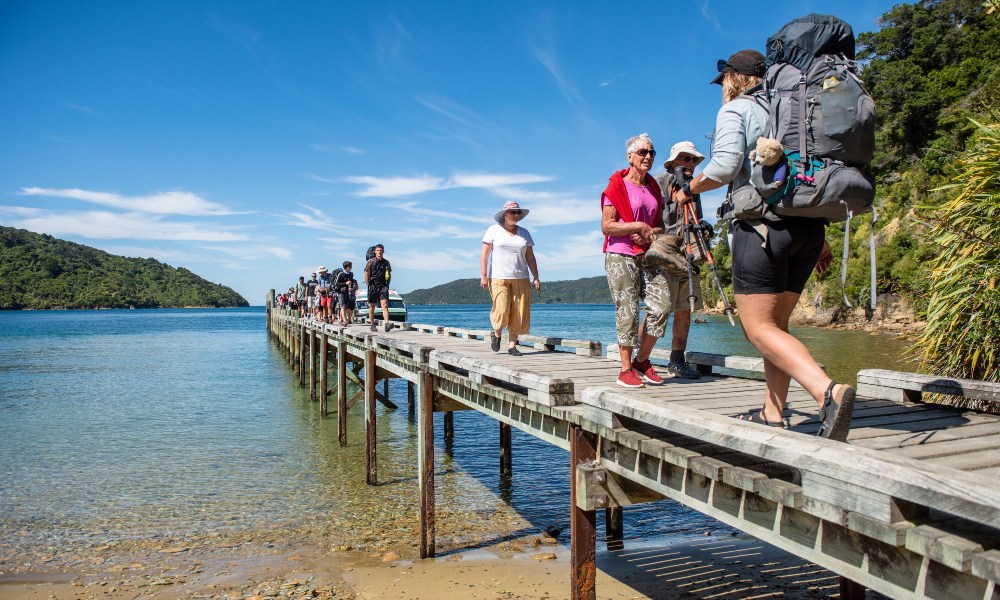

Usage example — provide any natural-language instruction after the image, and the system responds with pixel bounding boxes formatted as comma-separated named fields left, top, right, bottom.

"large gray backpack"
left=759, top=14, right=876, bottom=222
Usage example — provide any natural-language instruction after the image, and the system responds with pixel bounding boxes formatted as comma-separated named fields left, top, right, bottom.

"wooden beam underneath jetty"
left=266, top=305, right=1000, bottom=600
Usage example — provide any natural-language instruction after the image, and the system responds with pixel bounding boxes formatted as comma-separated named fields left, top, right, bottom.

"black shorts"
left=367, top=286, right=389, bottom=303
left=731, top=218, right=825, bottom=295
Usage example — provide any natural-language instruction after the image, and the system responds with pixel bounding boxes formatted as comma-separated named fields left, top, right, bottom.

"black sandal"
left=817, top=381, right=855, bottom=441
left=738, top=410, right=788, bottom=429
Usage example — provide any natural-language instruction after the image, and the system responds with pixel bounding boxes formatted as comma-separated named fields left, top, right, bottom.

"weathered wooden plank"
left=428, top=349, right=574, bottom=406
left=858, top=369, right=1000, bottom=405
left=971, top=549, right=1000, bottom=584
left=925, top=449, right=1000, bottom=471
left=582, top=387, right=1000, bottom=528
left=851, top=419, right=1000, bottom=449
left=906, top=525, right=984, bottom=572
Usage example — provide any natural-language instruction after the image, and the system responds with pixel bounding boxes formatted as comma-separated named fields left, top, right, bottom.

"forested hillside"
left=700, top=0, right=1000, bottom=319
left=0, top=226, right=248, bottom=309
left=404, top=276, right=611, bottom=305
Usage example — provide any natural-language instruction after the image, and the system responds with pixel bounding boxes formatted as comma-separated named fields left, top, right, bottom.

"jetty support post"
left=407, top=381, right=415, bottom=416
left=337, top=340, right=347, bottom=446
left=319, top=333, right=329, bottom=416
left=417, top=368, right=435, bottom=558
left=298, top=324, right=306, bottom=385
left=570, top=424, right=597, bottom=600
left=606, top=507, right=623, bottom=549
left=500, top=422, right=512, bottom=478
left=308, top=328, right=316, bottom=401
left=444, top=411, right=454, bottom=440
left=365, top=348, right=377, bottom=485
left=840, top=578, right=866, bottom=599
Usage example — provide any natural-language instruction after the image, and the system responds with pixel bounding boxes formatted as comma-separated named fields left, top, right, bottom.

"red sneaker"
left=616, top=369, right=645, bottom=388
left=632, top=358, right=664, bottom=385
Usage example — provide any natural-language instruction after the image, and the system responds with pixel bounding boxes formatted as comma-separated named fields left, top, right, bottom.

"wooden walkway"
left=266, top=305, right=1000, bottom=600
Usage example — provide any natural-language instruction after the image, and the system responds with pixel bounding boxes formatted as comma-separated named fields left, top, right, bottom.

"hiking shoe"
left=508, top=346, right=523, bottom=357
left=370, top=324, right=377, bottom=332
left=384, top=322, right=393, bottom=332
left=616, top=369, right=645, bottom=388
left=632, top=358, right=664, bottom=385
left=490, top=332, right=501, bottom=352
left=664, top=361, right=701, bottom=380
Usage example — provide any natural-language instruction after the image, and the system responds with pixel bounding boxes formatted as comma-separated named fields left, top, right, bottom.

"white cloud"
left=414, top=95, right=480, bottom=127
left=344, top=175, right=446, bottom=197
left=526, top=199, right=599, bottom=227
left=387, top=201, right=491, bottom=225
left=345, top=172, right=555, bottom=198
left=533, top=46, right=583, bottom=106
left=697, top=1, right=722, bottom=31
left=65, top=103, right=97, bottom=116
left=304, top=173, right=337, bottom=183
left=2, top=209, right=248, bottom=242
left=449, top=173, right=552, bottom=188
left=19, top=187, right=237, bottom=216
left=390, top=248, right=479, bottom=272
left=533, top=230, right=605, bottom=271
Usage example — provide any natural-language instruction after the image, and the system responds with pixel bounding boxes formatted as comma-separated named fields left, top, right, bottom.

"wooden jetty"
left=265, top=302, right=1000, bottom=600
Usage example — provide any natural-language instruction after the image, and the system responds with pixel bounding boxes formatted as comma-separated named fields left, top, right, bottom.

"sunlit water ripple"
left=0, top=306, right=915, bottom=556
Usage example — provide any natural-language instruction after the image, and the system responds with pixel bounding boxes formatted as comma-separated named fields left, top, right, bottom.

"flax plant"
left=916, top=118, right=1000, bottom=383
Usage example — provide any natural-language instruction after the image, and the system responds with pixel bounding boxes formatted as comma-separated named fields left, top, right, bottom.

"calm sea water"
left=0, top=305, right=915, bottom=560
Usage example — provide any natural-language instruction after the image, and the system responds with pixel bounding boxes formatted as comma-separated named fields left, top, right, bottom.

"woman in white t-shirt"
left=480, top=201, right=540, bottom=356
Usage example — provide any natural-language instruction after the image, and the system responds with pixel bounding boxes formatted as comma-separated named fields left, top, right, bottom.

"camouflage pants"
left=605, top=252, right=672, bottom=347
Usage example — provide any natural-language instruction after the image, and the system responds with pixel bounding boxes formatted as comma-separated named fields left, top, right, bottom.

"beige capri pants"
left=489, top=278, right=532, bottom=336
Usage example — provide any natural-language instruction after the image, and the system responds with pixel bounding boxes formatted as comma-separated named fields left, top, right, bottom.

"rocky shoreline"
left=705, top=292, right=924, bottom=337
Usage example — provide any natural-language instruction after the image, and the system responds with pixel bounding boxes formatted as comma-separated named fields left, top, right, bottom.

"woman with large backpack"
left=674, top=49, right=854, bottom=441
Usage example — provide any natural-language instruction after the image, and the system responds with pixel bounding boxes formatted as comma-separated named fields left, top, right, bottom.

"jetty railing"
left=265, top=298, right=1000, bottom=600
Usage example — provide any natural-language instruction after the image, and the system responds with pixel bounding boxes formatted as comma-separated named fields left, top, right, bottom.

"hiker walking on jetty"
left=365, top=244, right=393, bottom=332
left=480, top=201, right=540, bottom=357
left=673, top=49, right=854, bottom=440
left=601, top=133, right=670, bottom=389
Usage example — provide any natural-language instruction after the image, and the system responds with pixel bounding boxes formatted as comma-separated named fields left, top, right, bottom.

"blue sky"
left=0, top=1, right=897, bottom=305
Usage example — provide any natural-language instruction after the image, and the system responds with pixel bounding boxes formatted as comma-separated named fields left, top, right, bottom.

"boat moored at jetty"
left=355, top=289, right=407, bottom=322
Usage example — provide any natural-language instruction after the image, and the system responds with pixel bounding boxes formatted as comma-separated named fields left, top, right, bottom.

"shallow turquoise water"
left=0, top=306, right=914, bottom=558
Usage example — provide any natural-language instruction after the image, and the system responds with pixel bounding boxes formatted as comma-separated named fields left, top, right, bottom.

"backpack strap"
left=797, top=73, right=809, bottom=165
left=841, top=212, right=852, bottom=308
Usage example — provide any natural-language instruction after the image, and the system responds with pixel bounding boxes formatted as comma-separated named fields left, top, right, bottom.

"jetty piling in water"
left=265, top=292, right=1000, bottom=600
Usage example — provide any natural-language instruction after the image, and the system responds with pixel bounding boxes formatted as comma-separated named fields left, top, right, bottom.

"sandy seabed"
left=0, top=529, right=864, bottom=600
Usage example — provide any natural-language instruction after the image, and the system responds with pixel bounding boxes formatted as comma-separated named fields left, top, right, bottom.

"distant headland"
left=0, top=226, right=248, bottom=310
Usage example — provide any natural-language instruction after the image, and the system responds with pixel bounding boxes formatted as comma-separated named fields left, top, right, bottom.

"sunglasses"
left=507, top=210, right=523, bottom=216
left=676, top=155, right=698, bottom=163
left=632, top=148, right=656, bottom=158
left=717, top=59, right=732, bottom=72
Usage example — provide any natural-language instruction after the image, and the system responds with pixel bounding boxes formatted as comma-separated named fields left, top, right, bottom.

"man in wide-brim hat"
left=650, top=141, right=709, bottom=380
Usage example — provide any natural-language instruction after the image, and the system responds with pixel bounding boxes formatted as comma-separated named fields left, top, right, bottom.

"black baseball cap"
left=711, top=49, right=766, bottom=85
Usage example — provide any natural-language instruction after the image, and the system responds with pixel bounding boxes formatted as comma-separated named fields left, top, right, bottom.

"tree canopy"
left=0, top=226, right=248, bottom=309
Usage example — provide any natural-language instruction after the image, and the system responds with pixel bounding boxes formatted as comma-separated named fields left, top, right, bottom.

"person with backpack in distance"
left=674, top=43, right=855, bottom=441
left=602, top=133, right=670, bottom=389
left=335, top=261, right=357, bottom=324
left=364, top=244, right=393, bottom=332
left=650, top=141, right=710, bottom=380
left=480, top=201, right=540, bottom=357
left=316, top=266, right=334, bottom=324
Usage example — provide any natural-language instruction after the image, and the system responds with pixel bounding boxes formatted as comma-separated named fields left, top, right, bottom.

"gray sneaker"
left=664, top=361, right=701, bottom=380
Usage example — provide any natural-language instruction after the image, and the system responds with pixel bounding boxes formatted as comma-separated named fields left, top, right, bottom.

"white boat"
left=355, top=289, right=408, bottom=322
